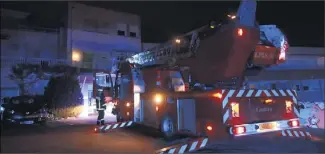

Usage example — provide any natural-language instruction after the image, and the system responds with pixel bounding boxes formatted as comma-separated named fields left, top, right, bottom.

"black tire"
left=160, top=115, right=175, bottom=140
left=38, top=120, right=47, bottom=126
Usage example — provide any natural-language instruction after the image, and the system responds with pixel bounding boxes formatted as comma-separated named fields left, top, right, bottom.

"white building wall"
left=1, top=29, right=60, bottom=59
left=142, top=43, right=161, bottom=51
left=67, top=2, right=142, bottom=70
left=1, top=27, right=67, bottom=97
left=267, top=47, right=324, bottom=70
left=246, top=47, right=325, bottom=102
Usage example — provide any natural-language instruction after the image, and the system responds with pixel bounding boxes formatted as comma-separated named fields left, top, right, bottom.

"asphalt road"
left=198, top=128, right=325, bottom=153
left=1, top=122, right=170, bottom=153
left=1, top=122, right=324, bottom=153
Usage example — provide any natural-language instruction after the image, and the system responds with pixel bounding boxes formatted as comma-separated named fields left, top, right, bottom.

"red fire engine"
left=100, top=0, right=300, bottom=139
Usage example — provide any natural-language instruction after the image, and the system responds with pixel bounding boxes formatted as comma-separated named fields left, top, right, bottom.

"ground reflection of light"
left=78, top=98, right=89, bottom=118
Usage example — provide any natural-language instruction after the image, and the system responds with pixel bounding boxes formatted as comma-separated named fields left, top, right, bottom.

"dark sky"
left=2, top=1, right=324, bottom=47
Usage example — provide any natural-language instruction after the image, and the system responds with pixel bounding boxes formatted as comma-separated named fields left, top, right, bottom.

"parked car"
left=1, top=95, right=48, bottom=125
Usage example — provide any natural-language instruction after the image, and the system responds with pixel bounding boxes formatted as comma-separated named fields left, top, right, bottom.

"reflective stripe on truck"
left=221, top=89, right=298, bottom=124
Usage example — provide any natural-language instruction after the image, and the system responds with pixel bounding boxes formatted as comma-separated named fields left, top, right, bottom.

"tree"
left=9, top=64, right=43, bottom=95
left=44, top=65, right=83, bottom=118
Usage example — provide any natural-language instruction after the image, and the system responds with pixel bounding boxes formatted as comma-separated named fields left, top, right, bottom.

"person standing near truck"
left=96, top=87, right=113, bottom=125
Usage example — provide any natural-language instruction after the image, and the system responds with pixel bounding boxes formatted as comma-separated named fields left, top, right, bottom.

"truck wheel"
left=160, top=115, right=175, bottom=140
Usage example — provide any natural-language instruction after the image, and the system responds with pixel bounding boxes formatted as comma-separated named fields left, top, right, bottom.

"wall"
left=247, top=79, right=324, bottom=102
left=66, top=2, right=142, bottom=70
left=1, top=29, right=61, bottom=59
left=246, top=47, right=325, bottom=102
left=267, top=47, right=324, bottom=70
left=142, top=43, right=161, bottom=51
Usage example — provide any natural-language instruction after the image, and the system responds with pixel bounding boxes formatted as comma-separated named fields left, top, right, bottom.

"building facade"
left=1, top=3, right=143, bottom=101
left=1, top=9, right=68, bottom=98
left=246, top=47, right=325, bottom=102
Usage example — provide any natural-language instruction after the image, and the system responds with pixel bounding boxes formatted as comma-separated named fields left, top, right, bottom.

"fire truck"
left=101, top=0, right=301, bottom=139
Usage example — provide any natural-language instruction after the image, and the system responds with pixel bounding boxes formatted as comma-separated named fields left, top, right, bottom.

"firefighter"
left=96, top=87, right=113, bottom=125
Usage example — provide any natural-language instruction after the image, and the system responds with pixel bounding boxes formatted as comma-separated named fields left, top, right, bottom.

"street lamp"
left=72, top=50, right=81, bottom=62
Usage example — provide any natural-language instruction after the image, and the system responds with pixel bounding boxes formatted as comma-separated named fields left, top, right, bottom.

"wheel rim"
left=162, top=118, right=173, bottom=133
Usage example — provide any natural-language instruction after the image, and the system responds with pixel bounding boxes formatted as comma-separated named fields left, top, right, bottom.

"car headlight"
left=9, top=110, right=14, bottom=114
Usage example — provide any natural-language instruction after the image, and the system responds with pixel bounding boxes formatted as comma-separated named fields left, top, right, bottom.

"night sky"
left=2, top=1, right=324, bottom=47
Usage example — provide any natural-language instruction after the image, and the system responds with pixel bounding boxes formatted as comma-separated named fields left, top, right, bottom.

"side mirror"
left=298, top=104, right=305, bottom=109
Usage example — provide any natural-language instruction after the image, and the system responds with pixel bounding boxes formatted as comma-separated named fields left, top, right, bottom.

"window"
left=271, top=83, right=276, bottom=89
left=1, top=34, right=10, bottom=40
left=82, top=52, right=93, bottom=69
left=303, top=86, right=309, bottom=91
left=295, top=85, right=300, bottom=91
left=130, top=32, right=137, bottom=37
left=117, top=30, right=125, bottom=36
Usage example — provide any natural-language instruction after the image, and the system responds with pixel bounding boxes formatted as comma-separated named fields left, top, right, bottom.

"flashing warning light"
left=288, top=120, right=299, bottom=127
left=233, top=126, right=246, bottom=135
left=154, top=93, right=163, bottom=104
left=175, top=39, right=181, bottom=44
left=237, top=28, right=243, bottom=36
left=212, top=93, right=222, bottom=98
left=126, top=102, right=130, bottom=107
left=156, top=106, right=159, bottom=112
left=206, top=125, right=213, bottom=131
left=231, top=102, right=240, bottom=117
left=94, top=127, right=98, bottom=132
left=227, top=14, right=236, bottom=19
left=286, top=100, right=293, bottom=113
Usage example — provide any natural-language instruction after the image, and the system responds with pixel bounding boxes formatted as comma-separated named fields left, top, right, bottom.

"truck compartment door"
left=177, top=99, right=196, bottom=133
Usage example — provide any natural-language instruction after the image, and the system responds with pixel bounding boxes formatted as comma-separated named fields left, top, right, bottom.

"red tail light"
left=206, top=125, right=213, bottom=131
left=232, top=126, right=246, bottom=135
left=288, top=120, right=299, bottom=127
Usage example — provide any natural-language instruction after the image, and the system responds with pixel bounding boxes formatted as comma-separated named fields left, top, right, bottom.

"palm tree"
left=9, top=64, right=43, bottom=95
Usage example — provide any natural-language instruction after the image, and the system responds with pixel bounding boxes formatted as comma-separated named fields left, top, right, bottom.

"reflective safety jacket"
left=96, top=92, right=106, bottom=110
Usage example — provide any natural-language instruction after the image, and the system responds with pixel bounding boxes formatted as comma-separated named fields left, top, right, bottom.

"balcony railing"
left=1, top=56, right=70, bottom=68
